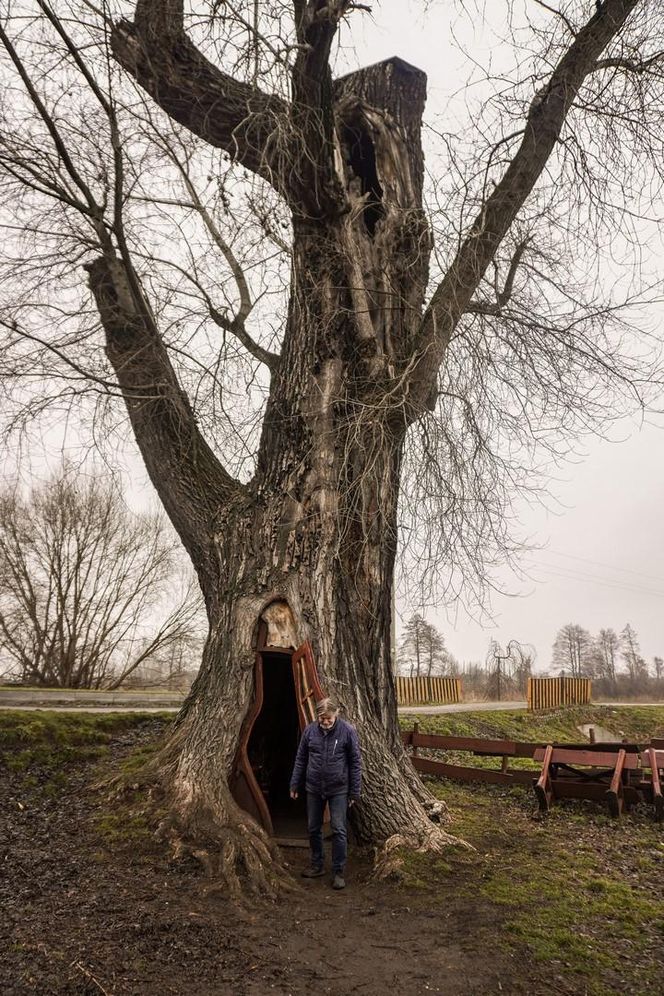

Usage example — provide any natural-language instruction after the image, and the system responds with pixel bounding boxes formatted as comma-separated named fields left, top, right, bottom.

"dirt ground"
left=0, top=719, right=538, bottom=996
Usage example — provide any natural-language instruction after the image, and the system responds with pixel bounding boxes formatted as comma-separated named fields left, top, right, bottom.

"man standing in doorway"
left=289, top=697, right=362, bottom=890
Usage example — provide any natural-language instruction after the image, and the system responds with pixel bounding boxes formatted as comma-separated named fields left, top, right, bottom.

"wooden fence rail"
left=527, top=677, right=591, bottom=711
left=396, top=676, right=462, bottom=706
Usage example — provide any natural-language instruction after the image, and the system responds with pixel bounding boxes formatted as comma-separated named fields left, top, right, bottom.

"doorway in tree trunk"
left=230, top=612, right=327, bottom=844
left=248, top=650, right=306, bottom=840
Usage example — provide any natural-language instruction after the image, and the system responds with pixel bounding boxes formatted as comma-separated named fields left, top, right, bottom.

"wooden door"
left=291, top=641, right=325, bottom=730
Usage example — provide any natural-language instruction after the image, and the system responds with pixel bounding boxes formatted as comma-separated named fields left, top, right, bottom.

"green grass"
left=399, top=704, right=664, bottom=743
left=0, top=709, right=171, bottom=854
left=0, top=710, right=171, bottom=787
left=0, top=709, right=172, bottom=747
left=397, top=706, right=664, bottom=994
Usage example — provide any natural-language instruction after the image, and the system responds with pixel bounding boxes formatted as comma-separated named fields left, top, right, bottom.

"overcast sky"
left=345, top=2, right=664, bottom=669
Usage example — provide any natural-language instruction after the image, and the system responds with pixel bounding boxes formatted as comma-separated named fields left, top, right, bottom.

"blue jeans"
left=306, top=792, right=348, bottom=874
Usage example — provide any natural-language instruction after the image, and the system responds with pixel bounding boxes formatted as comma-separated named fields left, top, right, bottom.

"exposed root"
left=155, top=811, right=298, bottom=899
left=372, top=824, right=474, bottom=881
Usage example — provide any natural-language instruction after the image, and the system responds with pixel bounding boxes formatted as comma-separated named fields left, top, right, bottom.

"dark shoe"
left=332, top=873, right=346, bottom=890
left=301, top=866, right=325, bottom=878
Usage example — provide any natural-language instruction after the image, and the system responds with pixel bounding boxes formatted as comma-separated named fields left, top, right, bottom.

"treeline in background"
left=397, top=614, right=663, bottom=702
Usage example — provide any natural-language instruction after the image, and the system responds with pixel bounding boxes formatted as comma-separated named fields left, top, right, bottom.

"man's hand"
left=290, top=790, right=298, bottom=800
left=348, top=798, right=359, bottom=808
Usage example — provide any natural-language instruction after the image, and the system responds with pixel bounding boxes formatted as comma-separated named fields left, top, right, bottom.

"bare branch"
left=412, top=0, right=641, bottom=413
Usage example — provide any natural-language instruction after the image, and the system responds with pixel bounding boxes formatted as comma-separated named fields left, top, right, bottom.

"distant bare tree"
left=0, top=468, right=202, bottom=688
left=398, top=614, right=453, bottom=677
left=594, top=627, right=620, bottom=686
left=653, top=656, right=664, bottom=683
left=485, top=639, right=534, bottom=700
left=551, top=623, right=593, bottom=678
left=620, top=623, right=648, bottom=685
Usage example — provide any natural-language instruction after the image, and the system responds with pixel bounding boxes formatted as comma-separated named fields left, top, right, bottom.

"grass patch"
left=0, top=709, right=171, bottom=790
left=399, top=714, right=664, bottom=995
left=0, top=709, right=171, bottom=858
left=0, top=709, right=171, bottom=749
left=399, top=704, right=664, bottom=744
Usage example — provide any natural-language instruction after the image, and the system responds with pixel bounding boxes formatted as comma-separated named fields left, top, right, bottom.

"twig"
left=72, top=962, right=112, bottom=996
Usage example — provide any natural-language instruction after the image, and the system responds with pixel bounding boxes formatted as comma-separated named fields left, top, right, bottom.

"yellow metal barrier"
left=396, top=675, right=462, bottom=706
left=527, top=676, right=591, bottom=711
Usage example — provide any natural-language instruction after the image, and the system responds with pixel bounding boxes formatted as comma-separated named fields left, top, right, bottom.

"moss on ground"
left=0, top=709, right=171, bottom=858
left=0, top=709, right=170, bottom=748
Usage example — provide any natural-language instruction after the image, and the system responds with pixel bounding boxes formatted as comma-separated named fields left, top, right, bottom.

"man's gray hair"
left=315, top=697, right=339, bottom=715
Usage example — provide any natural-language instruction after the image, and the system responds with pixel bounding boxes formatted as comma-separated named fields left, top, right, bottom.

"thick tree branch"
left=411, top=0, right=640, bottom=413
left=111, top=1, right=292, bottom=198
left=289, top=1, right=352, bottom=215
left=85, top=253, right=245, bottom=581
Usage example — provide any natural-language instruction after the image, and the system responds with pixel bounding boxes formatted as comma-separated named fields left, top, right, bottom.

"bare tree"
left=398, top=614, right=453, bottom=677
left=551, top=623, right=593, bottom=677
left=485, top=638, right=534, bottom=700
left=594, top=627, right=620, bottom=687
left=0, top=1, right=663, bottom=888
left=620, top=622, right=648, bottom=684
left=0, top=467, right=201, bottom=689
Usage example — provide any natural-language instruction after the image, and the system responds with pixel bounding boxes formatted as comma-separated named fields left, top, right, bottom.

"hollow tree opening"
left=246, top=650, right=306, bottom=839
left=340, top=119, right=384, bottom=236
left=229, top=602, right=327, bottom=844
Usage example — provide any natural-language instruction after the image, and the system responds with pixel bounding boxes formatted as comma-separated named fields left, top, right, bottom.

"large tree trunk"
left=87, top=52, right=458, bottom=891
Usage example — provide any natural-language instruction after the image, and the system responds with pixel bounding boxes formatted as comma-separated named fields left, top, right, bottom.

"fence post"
left=412, top=720, right=419, bottom=757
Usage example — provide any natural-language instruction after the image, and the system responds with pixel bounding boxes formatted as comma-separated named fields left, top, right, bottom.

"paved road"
left=1, top=690, right=663, bottom=714
left=398, top=700, right=526, bottom=714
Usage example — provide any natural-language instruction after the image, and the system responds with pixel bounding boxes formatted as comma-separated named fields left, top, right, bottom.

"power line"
left=547, top=548, right=664, bottom=586
left=528, top=560, right=664, bottom=599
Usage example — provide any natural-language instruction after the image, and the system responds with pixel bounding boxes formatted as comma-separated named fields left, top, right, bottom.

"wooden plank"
left=606, top=748, right=627, bottom=817
left=534, top=744, right=554, bottom=811
left=533, top=747, right=639, bottom=768
left=640, top=749, right=664, bottom=769
left=412, top=733, right=517, bottom=754
left=411, top=756, right=535, bottom=785
left=647, top=747, right=663, bottom=823
left=514, top=741, right=547, bottom=757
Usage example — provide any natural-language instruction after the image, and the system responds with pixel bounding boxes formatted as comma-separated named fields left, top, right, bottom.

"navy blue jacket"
left=290, top=717, right=362, bottom=800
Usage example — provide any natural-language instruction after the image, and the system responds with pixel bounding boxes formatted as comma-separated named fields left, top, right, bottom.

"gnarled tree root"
left=372, top=824, right=474, bottom=880
left=155, top=809, right=298, bottom=899
left=94, top=737, right=298, bottom=898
